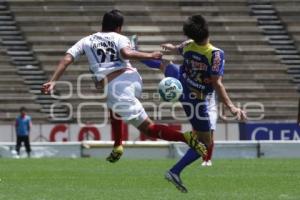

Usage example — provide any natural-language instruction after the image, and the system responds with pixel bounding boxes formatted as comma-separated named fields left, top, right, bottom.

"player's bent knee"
left=137, top=118, right=153, bottom=135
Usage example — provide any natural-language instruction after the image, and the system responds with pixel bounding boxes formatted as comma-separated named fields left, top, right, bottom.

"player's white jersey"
left=67, top=32, right=134, bottom=81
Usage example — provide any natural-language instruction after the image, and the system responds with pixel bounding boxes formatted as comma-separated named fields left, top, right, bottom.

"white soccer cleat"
left=206, top=160, right=212, bottom=166
left=201, top=161, right=207, bottom=166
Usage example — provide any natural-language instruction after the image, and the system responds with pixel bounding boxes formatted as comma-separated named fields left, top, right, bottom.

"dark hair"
left=183, top=15, right=209, bottom=43
left=20, top=107, right=26, bottom=112
left=102, top=9, right=124, bottom=32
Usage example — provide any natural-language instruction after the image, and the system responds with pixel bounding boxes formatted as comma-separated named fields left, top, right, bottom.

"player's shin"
left=146, top=124, right=186, bottom=142
left=147, top=125, right=207, bottom=157
left=107, top=111, right=125, bottom=163
left=205, top=140, right=214, bottom=161
left=138, top=120, right=207, bottom=157
left=110, top=111, right=124, bottom=147
left=170, top=148, right=200, bottom=175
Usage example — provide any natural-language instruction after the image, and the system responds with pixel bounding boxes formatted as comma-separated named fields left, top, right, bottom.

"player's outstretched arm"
left=161, top=40, right=193, bottom=54
left=211, top=76, right=247, bottom=121
left=120, top=47, right=162, bottom=60
left=41, top=53, right=74, bottom=94
left=161, top=43, right=178, bottom=53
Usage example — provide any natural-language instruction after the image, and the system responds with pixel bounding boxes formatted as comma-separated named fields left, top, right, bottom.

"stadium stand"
left=0, top=1, right=47, bottom=124
left=2, top=0, right=298, bottom=123
left=0, top=39, right=46, bottom=124
left=249, top=0, right=300, bottom=85
left=0, top=1, right=70, bottom=123
left=272, top=1, right=300, bottom=82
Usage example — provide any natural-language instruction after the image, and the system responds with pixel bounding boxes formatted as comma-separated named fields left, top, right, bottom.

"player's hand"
left=161, top=43, right=176, bottom=51
left=230, top=107, right=247, bottom=121
left=151, top=51, right=163, bottom=60
left=41, top=81, right=55, bottom=94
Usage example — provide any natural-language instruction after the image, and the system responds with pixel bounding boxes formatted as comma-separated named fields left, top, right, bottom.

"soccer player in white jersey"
left=41, top=10, right=207, bottom=160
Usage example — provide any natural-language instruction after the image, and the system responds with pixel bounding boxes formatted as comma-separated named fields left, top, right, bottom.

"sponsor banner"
left=0, top=123, right=189, bottom=142
left=0, top=122, right=239, bottom=142
left=239, top=122, right=300, bottom=140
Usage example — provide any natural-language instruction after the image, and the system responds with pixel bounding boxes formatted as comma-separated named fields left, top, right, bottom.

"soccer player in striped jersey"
left=139, top=15, right=246, bottom=192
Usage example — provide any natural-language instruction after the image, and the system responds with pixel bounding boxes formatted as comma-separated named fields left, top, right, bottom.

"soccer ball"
left=158, top=77, right=183, bottom=102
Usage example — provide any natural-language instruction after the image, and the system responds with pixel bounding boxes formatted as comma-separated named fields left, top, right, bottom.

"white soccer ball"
left=158, top=77, right=183, bottom=102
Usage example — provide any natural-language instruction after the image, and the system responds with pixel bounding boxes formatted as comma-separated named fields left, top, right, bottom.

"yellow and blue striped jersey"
left=178, top=41, right=225, bottom=97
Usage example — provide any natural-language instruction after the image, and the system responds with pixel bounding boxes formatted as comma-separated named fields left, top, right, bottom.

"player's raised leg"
left=137, top=119, right=207, bottom=158
left=107, top=70, right=207, bottom=157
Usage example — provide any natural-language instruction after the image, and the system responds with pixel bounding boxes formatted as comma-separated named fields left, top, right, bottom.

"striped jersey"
left=178, top=41, right=225, bottom=99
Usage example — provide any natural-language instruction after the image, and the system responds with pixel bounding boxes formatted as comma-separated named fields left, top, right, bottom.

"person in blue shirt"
left=15, top=107, right=32, bottom=158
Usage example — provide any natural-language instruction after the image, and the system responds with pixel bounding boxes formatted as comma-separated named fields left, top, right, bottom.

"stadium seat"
left=4, top=0, right=298, bottom=122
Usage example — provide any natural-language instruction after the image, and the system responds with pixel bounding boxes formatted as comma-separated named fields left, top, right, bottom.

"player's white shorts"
left=207, top=92, right=217, bottom=131
left=106, top=70, right=148, bottom=127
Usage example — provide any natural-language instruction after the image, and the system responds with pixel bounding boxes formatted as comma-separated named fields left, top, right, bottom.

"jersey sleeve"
left=118, top=35, right=131, bottom=50
left=177, top=40, right=193, bottom=55
left=66, top=37, right=85, bottom=61
left=211, top=50, right=225, bottom=76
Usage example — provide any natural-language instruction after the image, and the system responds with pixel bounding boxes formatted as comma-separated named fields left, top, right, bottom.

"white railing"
left=1, top=140, right=300, bottom=159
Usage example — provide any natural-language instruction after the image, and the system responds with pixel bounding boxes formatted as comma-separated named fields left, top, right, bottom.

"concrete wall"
left=1, top=141, right=300, bottom=159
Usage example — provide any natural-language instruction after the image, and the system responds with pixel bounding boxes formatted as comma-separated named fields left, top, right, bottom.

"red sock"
left=205, top=141, right=214, bottom=161
left=147, top=124, right=185, bottom=142
left=110, top=111, right=123, bottom=147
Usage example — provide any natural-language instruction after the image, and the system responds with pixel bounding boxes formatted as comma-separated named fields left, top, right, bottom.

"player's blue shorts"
left=165, top=64, right=211, bottom=132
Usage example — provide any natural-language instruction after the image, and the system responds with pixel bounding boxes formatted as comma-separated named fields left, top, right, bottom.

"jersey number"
left=96, top=48, right=117, bottom=63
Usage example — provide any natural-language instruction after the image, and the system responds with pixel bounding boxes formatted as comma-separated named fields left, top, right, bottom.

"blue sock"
left=170, top=148, right=200, bottom=175
left=164, top=63, right=180, bottom=79
left=141, top=60, right=161, bottom=69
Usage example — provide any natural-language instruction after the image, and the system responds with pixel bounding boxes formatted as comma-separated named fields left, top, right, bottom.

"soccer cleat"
left=202, top=160, right=212, bottom=167
left=106, top=145, right=124, bottom=163
left=183, top=131, right=207, bottom=158
left=206, top=160, right=212, bottom=166
left=165, top=171, right=188, bottom=193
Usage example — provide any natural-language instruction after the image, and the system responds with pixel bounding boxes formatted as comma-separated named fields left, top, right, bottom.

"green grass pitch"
left=0, top=158, right=300, bottom=200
